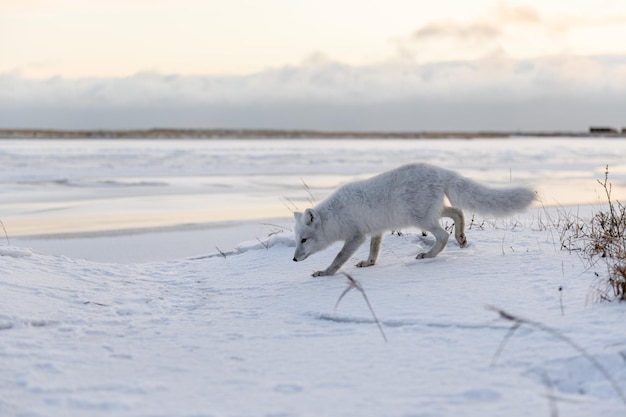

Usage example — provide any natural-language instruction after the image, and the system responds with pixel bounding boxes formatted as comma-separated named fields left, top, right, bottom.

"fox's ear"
left=304, top=208, right=319, bottom=226
left=294, top=211, right=302, bottom=222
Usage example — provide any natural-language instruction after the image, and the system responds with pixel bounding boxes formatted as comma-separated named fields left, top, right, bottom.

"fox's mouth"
left=292, top=252, right=309, bottom=262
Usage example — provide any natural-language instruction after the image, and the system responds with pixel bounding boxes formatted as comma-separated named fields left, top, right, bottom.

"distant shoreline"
left=1, top=128, right=625, bottom=139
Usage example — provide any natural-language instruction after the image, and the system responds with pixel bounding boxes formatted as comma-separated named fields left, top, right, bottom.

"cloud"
left=411, top=22, right=501, bottom=43
left=493, top=3, right=542, bottom=26
left=5, top=54, right=626, bottom=103
left=392, top=3, right=626, bottom=62
left=2, top=54, right=626, bottom=131
left=393, top=4, right=547, bottom=63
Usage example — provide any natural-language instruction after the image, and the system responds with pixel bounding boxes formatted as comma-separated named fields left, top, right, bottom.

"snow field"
left=2, top=209, right=626, bottom=417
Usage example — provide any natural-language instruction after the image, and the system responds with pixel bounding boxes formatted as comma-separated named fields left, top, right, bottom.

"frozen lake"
left=2, top=137, right=626, bottom=261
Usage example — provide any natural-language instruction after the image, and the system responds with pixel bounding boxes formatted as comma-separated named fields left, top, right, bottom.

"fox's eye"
left=300, top=238, right=307, bottom=243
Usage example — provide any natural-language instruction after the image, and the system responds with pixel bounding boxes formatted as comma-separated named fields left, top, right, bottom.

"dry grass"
left=557, top=166, right=626, bottom=301
left=335, top=272, right=388, bottom=343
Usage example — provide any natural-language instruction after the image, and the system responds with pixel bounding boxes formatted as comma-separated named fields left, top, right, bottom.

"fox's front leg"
left=312, top=235, right=366, bottom=277
left=356, top=234, right=382, bottom=268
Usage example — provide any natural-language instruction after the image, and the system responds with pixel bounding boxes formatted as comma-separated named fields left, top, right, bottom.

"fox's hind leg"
left=356, top=234, right=382, bottom=268
left=442, top=206, right=467, bottom=247
left=416, top=224, right=449, bottom=259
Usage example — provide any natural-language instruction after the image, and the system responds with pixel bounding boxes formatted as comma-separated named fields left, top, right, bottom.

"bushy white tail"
left=445, top=173, right=535, bottom=217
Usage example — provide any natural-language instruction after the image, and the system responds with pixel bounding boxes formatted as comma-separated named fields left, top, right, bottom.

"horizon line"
left=1, top=127, right=625, bottom=139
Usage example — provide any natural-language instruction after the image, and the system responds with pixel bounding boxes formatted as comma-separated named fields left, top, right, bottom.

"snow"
left=1, top=137, right=626, bottom=416
left=0, top=245, right=32, bottom=258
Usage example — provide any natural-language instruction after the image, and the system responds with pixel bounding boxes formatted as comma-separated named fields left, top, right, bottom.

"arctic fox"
left=292, top=163, right=536, bottom=276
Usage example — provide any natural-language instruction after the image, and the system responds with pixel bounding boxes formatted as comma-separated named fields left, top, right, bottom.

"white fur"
left=293, top=162, right=536, bottom=276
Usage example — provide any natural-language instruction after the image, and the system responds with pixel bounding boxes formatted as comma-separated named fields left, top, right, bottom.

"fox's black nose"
left=293, top=257, right=298, bottom=262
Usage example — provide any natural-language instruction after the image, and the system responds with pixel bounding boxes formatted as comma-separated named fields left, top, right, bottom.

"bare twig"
left=262, top=223, right=293, bottom=232
left=335, top=272, right=388, bottom=343
left=300, top=178, right=316, bottom=205
left=215, top=246, right=227, bottom=258
left=490, top=321, right=522, bottom=367
left=540, top=371, right=560, bottom=417
left=0, top=220, right=9, bottom=245
left=468, top=214, right=485, bottom=231
left=83, top=301, right=108, bottom=307
left=487, top=305, right=626, bottom=406
left=280, top=197, right=299, bottom=213
left=256, top=238, right=269, bottom=249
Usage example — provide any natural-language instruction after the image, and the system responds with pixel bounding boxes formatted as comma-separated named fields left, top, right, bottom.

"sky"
left=2, top=0, right=626, bottom=131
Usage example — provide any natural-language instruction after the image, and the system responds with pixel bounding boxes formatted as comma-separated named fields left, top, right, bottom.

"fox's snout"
left=292, top=251, right=308, bottom=262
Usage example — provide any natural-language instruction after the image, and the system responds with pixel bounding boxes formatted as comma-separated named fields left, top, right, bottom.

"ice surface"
left=2, top=137, right=626, bottom=239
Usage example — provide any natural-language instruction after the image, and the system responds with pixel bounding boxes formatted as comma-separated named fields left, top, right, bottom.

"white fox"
left=293, top=163, right=536, bottom=276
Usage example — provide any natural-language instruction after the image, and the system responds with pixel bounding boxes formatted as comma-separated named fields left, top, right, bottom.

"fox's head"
left=293, top=208, right=327, bottom=262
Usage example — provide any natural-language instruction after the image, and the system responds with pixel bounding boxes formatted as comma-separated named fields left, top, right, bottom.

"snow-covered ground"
left=1, top=137, right=626, bottom=416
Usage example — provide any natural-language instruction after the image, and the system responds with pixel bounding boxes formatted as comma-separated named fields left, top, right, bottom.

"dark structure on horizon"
left=589, top=126, right=620, bottom=134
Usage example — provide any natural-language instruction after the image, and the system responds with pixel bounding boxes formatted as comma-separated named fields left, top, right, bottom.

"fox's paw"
left=312, top=270, right=331, bottom=277
left=356, top=260, right=375, bottom=268
left=415, top=253, right=426, bottom=259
